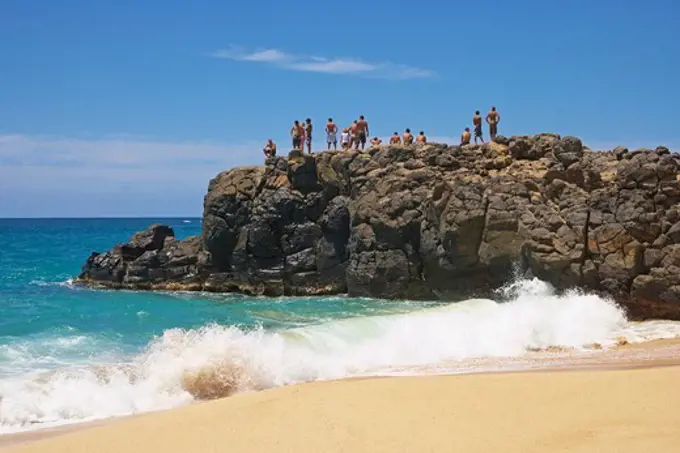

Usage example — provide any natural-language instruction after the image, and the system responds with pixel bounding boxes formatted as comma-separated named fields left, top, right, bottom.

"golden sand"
left=4, top=362, right=680, bottom=453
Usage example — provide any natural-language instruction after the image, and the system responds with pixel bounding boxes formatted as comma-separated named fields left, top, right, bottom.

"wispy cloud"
left=209, top=45, right=436, bottom=80
left=0, top=134, right=263, bottom=217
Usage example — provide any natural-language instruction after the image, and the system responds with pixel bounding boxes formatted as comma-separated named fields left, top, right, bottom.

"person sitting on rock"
left=263, top=139, right=277, bottom=160
left=341, top=128, right=351, bottom=150
left=486, top=106, right=500, bottom=140
left=473, top=111, right=484, bottom=144
left=461, top=128, right=471, bottom=145
left=325, top=118, right=338, bottom=150
left=416, top=131, right=427, bottom=144
left=403, top=128, right=414, bottom=145
left=370, top=137, right=382, bottom=148
left=389, top=132, right=401, bottom=144
left=291, top=121, right=303, bottom=149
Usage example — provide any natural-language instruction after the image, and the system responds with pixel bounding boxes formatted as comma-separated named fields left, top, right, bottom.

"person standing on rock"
left=390, top=132, right=401, bottom=144
left=349, top=120, right=359, bottom=149
left=416, top=131, right=427, bottom=144
left=403, top=128, right=414, bottom=145
left=299, top=120, right=308, bottom=153
left=461, top=127, right=471, bottom=145
left=325, top=118, right=338, bottom=150
left=291, top=121, right=302, bottom=149
left=486, top=107, right=500, bottom=140
left=356, top=115, right=370, bottom=150
left=305, top=118, right=313, bottom=153
left=473, top=111, right=484, bottom=144
left=263, top=139, right=277, bottom=160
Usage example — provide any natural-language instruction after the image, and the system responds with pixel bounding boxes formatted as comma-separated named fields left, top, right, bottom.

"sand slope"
left=5, top=366, right=680, bottom=453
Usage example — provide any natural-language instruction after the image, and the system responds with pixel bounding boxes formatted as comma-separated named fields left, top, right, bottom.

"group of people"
left=262, top=107, right=501, bottom=160
left=461, top=107, right=501, bottom=146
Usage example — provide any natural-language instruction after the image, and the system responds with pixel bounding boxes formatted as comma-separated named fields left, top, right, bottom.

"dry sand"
left=4, top=362, right=680, bottom=453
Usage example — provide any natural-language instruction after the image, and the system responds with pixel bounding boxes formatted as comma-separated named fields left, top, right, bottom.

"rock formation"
left=77, top=136, right=680, bottom=320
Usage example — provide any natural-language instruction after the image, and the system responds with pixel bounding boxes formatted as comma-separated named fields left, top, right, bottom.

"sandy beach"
left=3, top=339, right=680, bottom=453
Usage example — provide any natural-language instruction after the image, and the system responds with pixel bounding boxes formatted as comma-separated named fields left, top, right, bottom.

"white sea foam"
left=1, top=279, right=680, bottom=433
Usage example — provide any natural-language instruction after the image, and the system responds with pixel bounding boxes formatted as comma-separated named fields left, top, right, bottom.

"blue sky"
left=1, top=0, right=679, bottom=217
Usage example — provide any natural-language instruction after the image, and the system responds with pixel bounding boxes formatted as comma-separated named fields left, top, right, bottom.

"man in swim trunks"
left=486, top=106, right=500, bottom=140
left=403, top=128, right=414, bottom=145
left=291, top=120, right=302, bottom=149
left=325, top=118, right=338, bottom=150
left=461, top=127, right=471, bottom=145
left=416, top=131, right=427, bottom=144
left=263, top=139, right=276, bottom=160
left=389, top=132, right=401, bottom=144
left=473, top=111, right=484, bottom=144
left=349, top=121, right=358, bottom=149
left=305, top=118, right=313, bottom=153
left=356, top=115, right=369, bottom=150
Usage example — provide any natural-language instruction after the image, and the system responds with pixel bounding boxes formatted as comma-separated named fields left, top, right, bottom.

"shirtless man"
left=486, top=106, right=500, bottom=140
left=461, top=127, right=471, bottom=145
left=349, top=120, right=358, bottom=149
left=403, top=128, right=414, bottom=145
left=325, top=118, right=338, bottom=150
left=473, top=111, right=484, bottom=144
left=389, top=132, right=401, bottom=144
left=305, top=118, right=313, bottom=153
left=356, top=115, right=370, bottom=150
left=263, top=139, right=277, bottom=160
left=291, top=120, right=302, bottom=149
left=370, top=137, right=382, bottom=148
left=416, top=131, right=427, bottom=144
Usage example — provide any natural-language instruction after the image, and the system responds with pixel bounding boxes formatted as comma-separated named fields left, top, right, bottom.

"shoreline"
left=3, top=337, right=679, bottom=451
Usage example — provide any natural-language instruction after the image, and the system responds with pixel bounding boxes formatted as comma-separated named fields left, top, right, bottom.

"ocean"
left=1, top=218, right=680, bottom=434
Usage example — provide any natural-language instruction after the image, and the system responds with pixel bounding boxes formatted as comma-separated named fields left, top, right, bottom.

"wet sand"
left=3, top=338, right=680, bottom=452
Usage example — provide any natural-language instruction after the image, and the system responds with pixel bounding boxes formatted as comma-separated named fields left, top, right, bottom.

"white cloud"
left=210, top=45, right=436, bottom=80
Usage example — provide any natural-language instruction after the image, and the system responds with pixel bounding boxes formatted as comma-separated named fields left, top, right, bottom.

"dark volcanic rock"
left=77, top=137, right=680, bottom=319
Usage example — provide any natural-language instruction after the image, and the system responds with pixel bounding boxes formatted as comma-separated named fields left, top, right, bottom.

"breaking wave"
left=2, top=279, right=680, bottom=433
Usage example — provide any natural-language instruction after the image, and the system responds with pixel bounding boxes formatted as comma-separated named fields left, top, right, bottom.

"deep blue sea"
left=1, top=218, right=678, bottom=433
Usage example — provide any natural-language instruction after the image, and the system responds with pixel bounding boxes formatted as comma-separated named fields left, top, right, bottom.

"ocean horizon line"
left=0, top=216, right=202, bottom=220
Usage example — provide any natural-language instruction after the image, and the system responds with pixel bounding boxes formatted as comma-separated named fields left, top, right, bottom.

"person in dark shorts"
left=389, top=132, right=401, bottom=144
left=305, top=118, right=313, bottom=153
left=291, top=120, right=302, bottom=149
left=356, top=115, right=369, bottom=150
left=473, top=111, right=484, bottom=144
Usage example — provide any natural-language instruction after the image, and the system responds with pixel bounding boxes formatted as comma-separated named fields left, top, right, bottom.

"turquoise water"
left=1, top=218, right=678, bottom=433
left=0, top=218, right=443, bottom=432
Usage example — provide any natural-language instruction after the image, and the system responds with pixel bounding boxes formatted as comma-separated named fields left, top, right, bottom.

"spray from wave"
left=1, top=279, right=679, bottom=433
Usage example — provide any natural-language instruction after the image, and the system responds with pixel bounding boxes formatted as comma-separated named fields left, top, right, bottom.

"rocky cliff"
left=77, top=134, right=680, bottom=320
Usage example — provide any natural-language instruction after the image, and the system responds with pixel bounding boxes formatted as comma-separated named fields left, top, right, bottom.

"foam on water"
left=2, top=279, right=680, bottom=433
